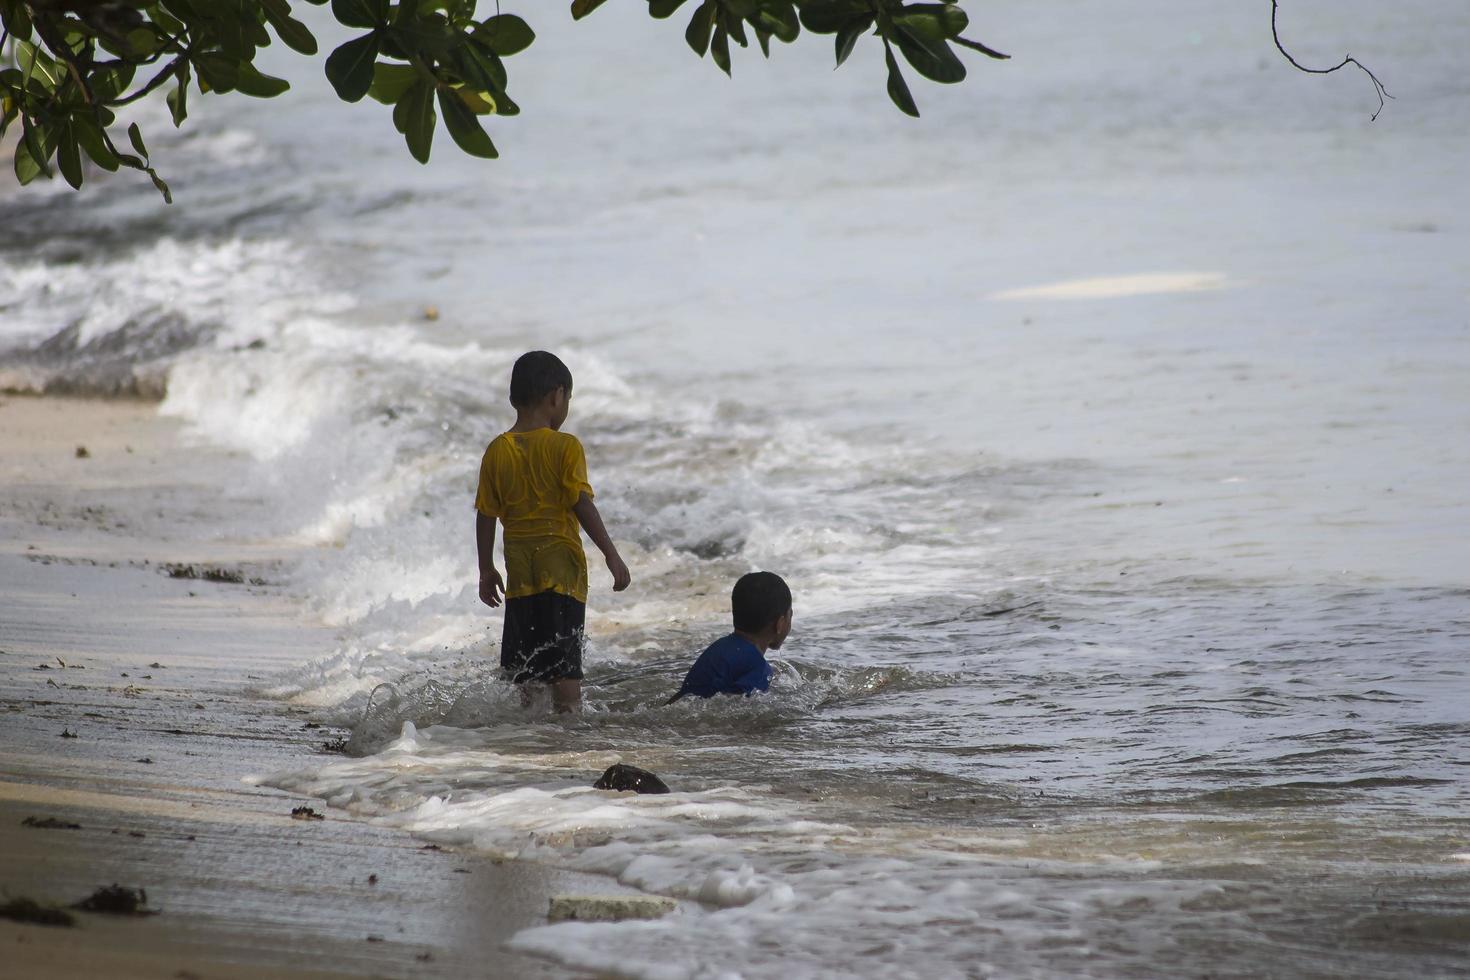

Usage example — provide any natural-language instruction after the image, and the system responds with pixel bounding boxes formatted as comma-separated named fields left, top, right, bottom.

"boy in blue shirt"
left=670, top=572, right=791, bottom=702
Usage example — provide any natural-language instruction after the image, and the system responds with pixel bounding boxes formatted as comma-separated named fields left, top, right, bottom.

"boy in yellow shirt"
left=475, top=351, right=631, bottom=712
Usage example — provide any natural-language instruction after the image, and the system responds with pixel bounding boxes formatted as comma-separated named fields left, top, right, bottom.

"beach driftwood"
left=593, top=764, right=670, bottom=795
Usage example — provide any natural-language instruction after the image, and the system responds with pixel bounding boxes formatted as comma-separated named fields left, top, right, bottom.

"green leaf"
left=333, top=0, right=386, bottom=29
left=260, top=0, right=320, bottom=55
left=1, top=0, right=34, bottom=41
left=684, top=0, right=715, bottom=57
left=88, top=62, right=137, bottom=103
left=725, top=12, right=747, bottom=46
left=755, top=2, right=799, bottom=43
left=754, top=25, right=770, bottom=58
left=325, top=32, right=381, bottom=102
left=124, top=27, right=162, bottom=58
left=151, top=5, right=185, bottom=36
left=491, top=89, right=519, bottom=116
left=648, top=0, right=689, bottom=19
left=570, top=0, right=609, bottom=19
left=392, top=0, right=422, bottom=27
left=896, top=3, right=966, bottom=37
left=196, top=53, right=241, bottom=93
left=14, top=120, right=54, bottom=185
left=17, top=42, right=63, bottom=93
left=73, top=116, right=119, bottom=171
left=883, top=41, right=919, bottom=117
left=213, top=8, right=250, bottom=61
left=368, top=62, right=416, bottom=104
left=457, top=87, right=495, bottom=114
left=474, top=14, right=534, bottom=56
left=892, top=28, right=964, bottom=84
left=710, top=23, right=730, bottom=75
left=167, top=67, right=190, bottom=126
left=463, top=41, right=509, bottom=90
left=149, top=167, right=172, bottom=204
left=57, top=122, right=83, bottom=190
left=953, top=35, right=1009, bottom=60
left=128, top=121, right=149, bottom=159
left=386, top=13, right=457, bottom=58
left=798, top=0, right=867, bottom=35
left=834, top=16, right=871, bottom=66
left=397, top=79, right=435, bottom=163
left=437, top=86, right=497, bottom=158
left=235, top=64, right=292, bottom=98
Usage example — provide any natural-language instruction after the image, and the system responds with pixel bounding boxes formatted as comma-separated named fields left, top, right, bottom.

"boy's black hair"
left=509, top=351, right=573, bottom=408
left=731, top=571, right=792, bottom=633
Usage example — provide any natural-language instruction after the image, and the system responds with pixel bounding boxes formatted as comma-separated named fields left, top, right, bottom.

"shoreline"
left=0, top=394, right=636, bottom=978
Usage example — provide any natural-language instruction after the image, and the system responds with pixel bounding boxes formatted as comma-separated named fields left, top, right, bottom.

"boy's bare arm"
left=475, top=511, right=504, bottom=607
left=572, top=493, right=631, bottom=592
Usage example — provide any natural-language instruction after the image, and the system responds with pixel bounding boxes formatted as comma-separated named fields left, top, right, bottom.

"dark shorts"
left=501, top=590, right=586, bottom=684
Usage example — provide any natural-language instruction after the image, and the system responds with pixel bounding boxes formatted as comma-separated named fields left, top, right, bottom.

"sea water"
left=3, top=0, right=1468, bottom=975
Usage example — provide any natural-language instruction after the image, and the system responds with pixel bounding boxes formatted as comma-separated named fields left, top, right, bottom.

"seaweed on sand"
left=0, top=897, right=76, bottom=926
left=21, top=816, right=82, bottom=830
left=71, top=884, right=157, bottom=916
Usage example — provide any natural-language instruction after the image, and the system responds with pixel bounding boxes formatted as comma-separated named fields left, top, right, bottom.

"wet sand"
left=0, top=395, right=634, bottom=977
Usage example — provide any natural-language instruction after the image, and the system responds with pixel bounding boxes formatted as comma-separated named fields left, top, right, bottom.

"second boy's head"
left=510, top=351, right=573, bottom=428
left=732, top=571, right=792, bottom=650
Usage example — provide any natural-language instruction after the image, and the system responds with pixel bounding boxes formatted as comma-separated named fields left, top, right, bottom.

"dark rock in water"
left=594, top=764, right=670, bottom=795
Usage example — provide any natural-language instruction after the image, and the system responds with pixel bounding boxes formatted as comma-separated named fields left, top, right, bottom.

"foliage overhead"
left=0, top=0, right=1007, bottom=200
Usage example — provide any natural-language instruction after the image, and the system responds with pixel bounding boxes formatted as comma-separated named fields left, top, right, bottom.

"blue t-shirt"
left=677, top=634, right=773, bottom=698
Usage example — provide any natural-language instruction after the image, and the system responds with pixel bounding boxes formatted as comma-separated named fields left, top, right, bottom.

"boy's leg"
left=551, top=678, right=581, bottom=714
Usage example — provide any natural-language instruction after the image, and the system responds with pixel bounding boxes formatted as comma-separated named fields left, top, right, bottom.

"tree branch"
left=1271, top=0, right=1391, bottom=120
left=112, top=54, right=187, bottom=107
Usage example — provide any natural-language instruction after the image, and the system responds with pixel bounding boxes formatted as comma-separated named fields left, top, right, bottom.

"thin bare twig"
left=1271, top=0, right=1391, bottom=120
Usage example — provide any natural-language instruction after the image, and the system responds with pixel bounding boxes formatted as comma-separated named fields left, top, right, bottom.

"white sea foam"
left=253, top=722, right=1267, bottom=979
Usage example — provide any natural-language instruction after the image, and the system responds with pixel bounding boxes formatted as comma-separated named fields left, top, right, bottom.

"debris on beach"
left=59, top=727, right=77, bottom=738
left=136, top=757, right=154, bottom=764
left=74, top=445, right=89, bottom=458
left=161, top=563, right=268, bottom=586
left=149, top=662, right=165, bottom=669
left=72, top=884, right=157, bottom=916
left=322, top=737, right=348, bottom=754
left=291, top=806, right=325, bottom=821
left=594, top=764, right=671, bottom=795
left=0, top=897, right=76, bottom=927
left=22, top=816, right=82, bottom=830
left=367, top=874, right=379, bottom=885
left=547, top=894, right=677, bottom=922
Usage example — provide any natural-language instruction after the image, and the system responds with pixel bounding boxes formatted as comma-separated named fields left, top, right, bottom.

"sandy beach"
left=0, top=395, right=637, bottom=978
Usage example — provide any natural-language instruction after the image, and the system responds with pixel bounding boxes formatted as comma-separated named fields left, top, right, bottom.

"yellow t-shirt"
left=474, top=428, right=593, bottom=603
